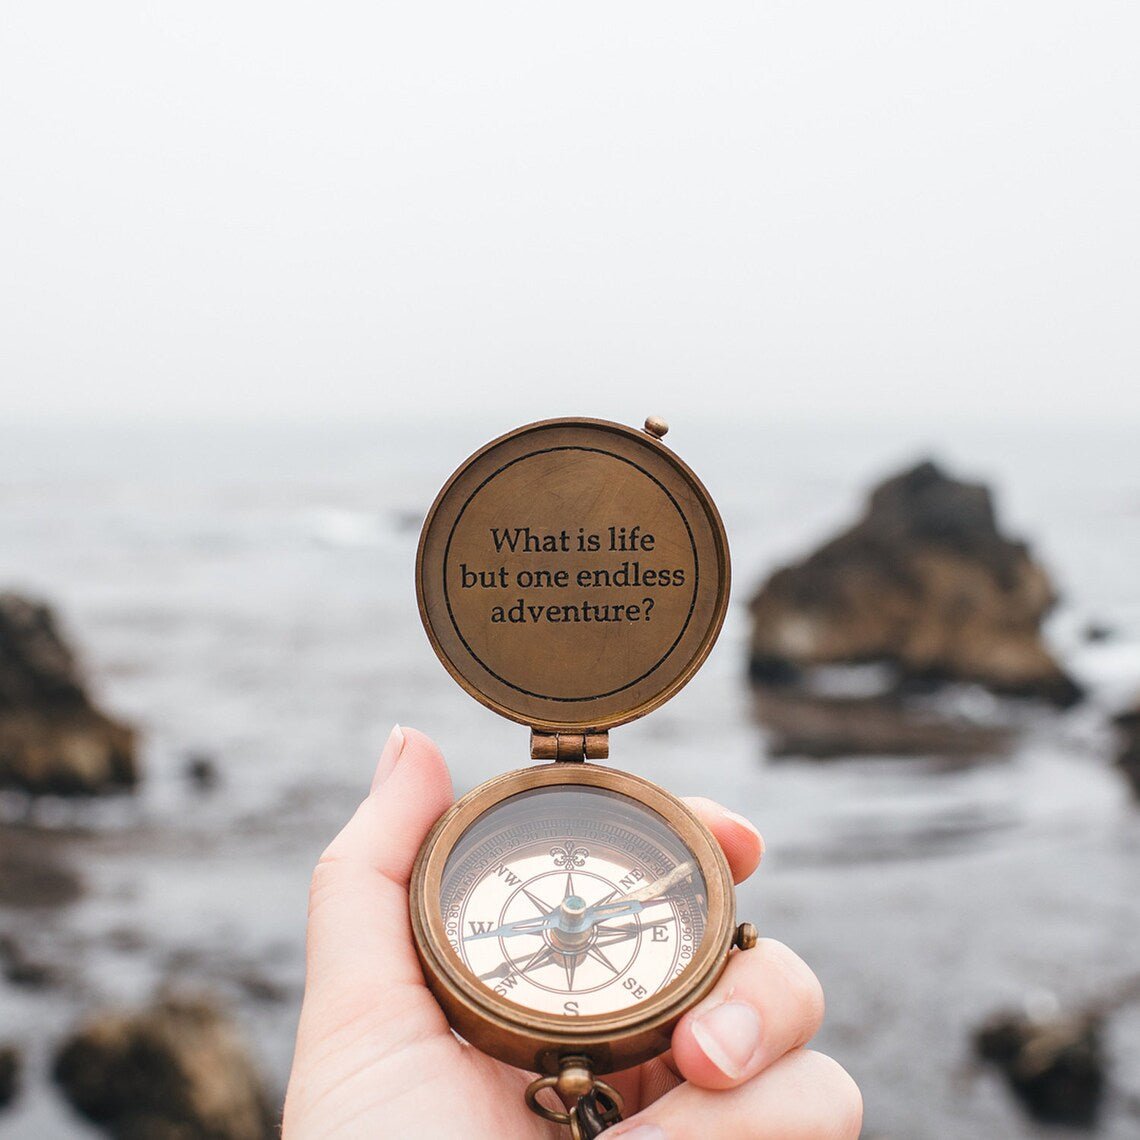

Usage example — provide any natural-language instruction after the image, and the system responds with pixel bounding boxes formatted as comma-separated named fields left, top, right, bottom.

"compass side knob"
left=733, top=921, right=759, bottom=951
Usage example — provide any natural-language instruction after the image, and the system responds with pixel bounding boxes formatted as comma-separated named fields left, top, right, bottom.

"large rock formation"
left=53, top=997, right=275, bottom=1140
left=0, top=593, right=138, bottom=795
left=749, top=461, right=1081, bottom=706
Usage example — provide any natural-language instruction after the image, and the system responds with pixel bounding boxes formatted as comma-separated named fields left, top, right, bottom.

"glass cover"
left=440, top=786, right=709, bottom=1016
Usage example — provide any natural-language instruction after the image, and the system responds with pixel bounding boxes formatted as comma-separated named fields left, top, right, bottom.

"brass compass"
left=410, top=416, right=755, bottom=1136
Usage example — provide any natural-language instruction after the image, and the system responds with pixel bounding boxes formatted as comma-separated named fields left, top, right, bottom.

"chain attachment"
left=524, top=1057, right=624, bottom=1136
left=569, top=1085, right=623, bottom=1138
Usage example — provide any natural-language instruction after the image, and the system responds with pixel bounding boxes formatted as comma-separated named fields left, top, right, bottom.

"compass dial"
left=439, top=785, right=709, bottom=1017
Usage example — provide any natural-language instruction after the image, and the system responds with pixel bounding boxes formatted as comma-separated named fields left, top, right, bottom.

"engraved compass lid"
left=415, top=416, right=730, bottom=733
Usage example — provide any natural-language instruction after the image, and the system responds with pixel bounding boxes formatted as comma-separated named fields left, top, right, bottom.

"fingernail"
left=371, top=724, right=405, bottom=791
left=609, top=1125, right=665, bottom=1140
left=691, top=1000, right=763, bottom=1079
left=724, top=809, right=765, bottom=857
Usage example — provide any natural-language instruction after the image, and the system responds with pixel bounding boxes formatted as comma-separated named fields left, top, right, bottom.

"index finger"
left=683, top=796, right=764, bottom=884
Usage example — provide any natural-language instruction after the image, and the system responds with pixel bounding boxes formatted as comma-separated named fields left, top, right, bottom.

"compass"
left=410, top=416, right=755, bottom=1136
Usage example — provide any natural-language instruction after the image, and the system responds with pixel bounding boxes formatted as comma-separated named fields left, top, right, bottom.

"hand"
left=283, top=727, right=862, bottom=1139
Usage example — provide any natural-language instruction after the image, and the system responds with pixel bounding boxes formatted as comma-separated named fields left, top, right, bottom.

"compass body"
left=410, top=416, right=741, bottom=1085
left=410, top=764, right=735, bottom=1074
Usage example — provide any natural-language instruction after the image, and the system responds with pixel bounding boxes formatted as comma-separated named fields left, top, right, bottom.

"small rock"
left=748, top=461, right=1082, bottom=706
left=974, top=1009, right=1104, bottom=1126
left=391, top=507, right=423, bottom=534
left=183, top=752, right=220, bottom=792
left=0, top=1044, right=19, bottom=1110
left=234, top=970, right=288, bottom=1004
left=0, top=933, right=62, bottom=988
left=0, top=593, right=139, bottom=796
left=1082, top=621, right=1115, bottom=644
left=1114, top=696, right=1140, bottom=798
left=0, top=830, right=84, bottom=908
left=105, top=927, right=147, bottom=954
left=53, top=996, right=275, bottom=1140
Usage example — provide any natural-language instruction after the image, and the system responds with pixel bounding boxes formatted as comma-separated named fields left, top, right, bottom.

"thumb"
left=301, top=726, right=454, bottom=1024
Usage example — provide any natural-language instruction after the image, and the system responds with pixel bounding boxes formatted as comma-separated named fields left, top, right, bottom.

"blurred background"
left=1, top=3, right=1138, bottom=1137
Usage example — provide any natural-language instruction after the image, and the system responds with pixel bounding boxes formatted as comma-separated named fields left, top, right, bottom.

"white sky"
left=1, top=2, right=1137, bottom=425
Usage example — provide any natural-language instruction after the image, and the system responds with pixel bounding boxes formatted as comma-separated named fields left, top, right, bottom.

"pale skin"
left=284, top=727, right=863, bottom=1139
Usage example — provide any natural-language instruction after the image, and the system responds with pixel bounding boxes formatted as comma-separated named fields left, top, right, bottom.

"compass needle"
left=463, top=914, right=550, bottom=941
left=624, top=861, right=695, bottom=904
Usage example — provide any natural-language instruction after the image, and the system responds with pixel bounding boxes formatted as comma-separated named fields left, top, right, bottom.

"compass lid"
left=415, top=417, right=730, bottom=734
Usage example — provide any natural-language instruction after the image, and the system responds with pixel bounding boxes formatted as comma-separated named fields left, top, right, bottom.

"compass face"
left=439, top=785, right=709, bottom=1017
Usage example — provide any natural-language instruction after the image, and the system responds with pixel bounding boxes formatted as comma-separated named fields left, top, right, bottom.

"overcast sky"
left=1, top=2, right=1137, bottom=425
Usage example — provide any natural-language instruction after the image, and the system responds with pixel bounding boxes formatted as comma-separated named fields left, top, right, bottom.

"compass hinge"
left=530, top=730, right=609, bottom=762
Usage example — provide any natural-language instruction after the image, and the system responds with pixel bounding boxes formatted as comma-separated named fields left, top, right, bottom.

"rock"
left=53, top=997, right=275, bottom=1140
left=0, top=593, right=139, bottom=795
left=1082, top=621, right=1115, bottom=644
left=0, top=829, right=84, bottom=907
left=748, top=461, right=1081, bottom=706
left=0, top=933, right=63, bottom=988
left=974, top=1009, right=1104, bottom=1126
left=105, top=927, right=147, bottom=954
left=233, top=970, right=288, bottom=1005
left=391, top=507, right=423, bottom=534
left=184, top=752, right=220, bottom=792
left=0, top=1044, right=19, bottom=1110
left=1114, top=696, right=1140, bottom=798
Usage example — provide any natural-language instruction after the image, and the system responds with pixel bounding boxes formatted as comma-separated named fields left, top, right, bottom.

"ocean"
left=1, top=412, right=1138, bottom=1138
